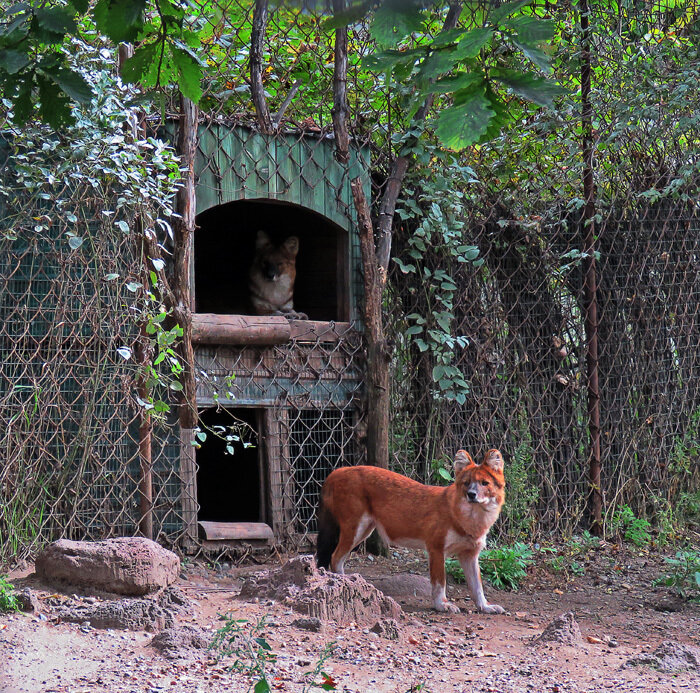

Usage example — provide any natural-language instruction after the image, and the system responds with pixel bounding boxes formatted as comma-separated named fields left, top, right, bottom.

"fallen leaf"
left=553, top=588, right=564, bottom=595
left=586, top=635, right=604, bottom=644
left=408, top=635, right=419, bottom=645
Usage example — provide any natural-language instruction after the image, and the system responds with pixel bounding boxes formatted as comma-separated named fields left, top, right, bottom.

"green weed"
left=446, top=542, right=534, bottom=591
left=0, top=575, right=20, bottom=613
left=654, top=550, right=700, bottom=602
left=210, top=614, right=337, bottom=692
left=611, top=505, right=652, bottom=547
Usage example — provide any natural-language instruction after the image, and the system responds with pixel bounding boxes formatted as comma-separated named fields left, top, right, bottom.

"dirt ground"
left=1, top=542, right=699, bottom=693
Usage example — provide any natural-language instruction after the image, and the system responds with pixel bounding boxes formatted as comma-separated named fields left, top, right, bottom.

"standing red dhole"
left=316, top=449, right=506, bottom=614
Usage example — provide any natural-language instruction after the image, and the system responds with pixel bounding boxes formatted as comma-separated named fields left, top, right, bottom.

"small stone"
left=15, top=589, right=41, bottom=613
left=369, top=618, right=400, bottom=640
left=291, top=617, right=323, bottom=633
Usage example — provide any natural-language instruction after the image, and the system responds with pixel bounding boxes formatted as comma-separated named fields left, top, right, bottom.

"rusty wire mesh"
left=2, top=1, right=699, bottom=565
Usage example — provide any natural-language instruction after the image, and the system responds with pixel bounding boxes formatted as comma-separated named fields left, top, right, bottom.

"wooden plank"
left=192, top=313, right=291, bottom=345
left=218, top=126, right=246, bottom=203
left=179, top=427, right=199, bottom=549
left=198, top=521, right=274, bottom=541
left=195, top=126, right=223, bottom=215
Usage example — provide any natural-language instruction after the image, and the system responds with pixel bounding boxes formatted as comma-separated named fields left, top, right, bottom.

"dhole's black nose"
left=467, top=490, right=477, bottom=501
left=263, top=262, right=277, bottom=281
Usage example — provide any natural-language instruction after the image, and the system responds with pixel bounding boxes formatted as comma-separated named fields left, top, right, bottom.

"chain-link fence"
left=2, top=1, right=699, bottom=564
left=387, top=1, right=700, bottom=538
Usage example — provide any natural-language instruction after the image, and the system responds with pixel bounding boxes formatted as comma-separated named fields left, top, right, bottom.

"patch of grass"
left=446, top=542, right=534, bottom=591
left=654, top=550, right=700, bottom=602
left=0, top=575, right=20, bottom=612
left=610, top=505, right=652, bottom=547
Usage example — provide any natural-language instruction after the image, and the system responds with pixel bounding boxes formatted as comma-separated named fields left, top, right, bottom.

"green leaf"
left=406, top=325, right=423, bottom=335
left=68, top=236, right=84, bottom=249
left=37, top=74, right=72, bottom=127
left=423, top=72, right=483, bottom=96
left=169, top=381, right=183, bottom=392
left=253, top=679, right=271, bottom=693
left=69, top=0, right=89, bottom=13
left=171, top=46, right=203, bottom=102
left=454, top=27, right=492, bottom=60
left=430, top=27, right=464, bottom=49
left=370, top=1, right=424, bottom=48
left=13, top=76, right=33, bottom=124
left=34, top=7, right=76, bottom=36
left=513, top=40, right=552, bottom=73
left=505, top=16, right=556, bottom=44
left=417, top=48, right=456, bottom=81
left=488, top=0, right=531, bottom=25
left=50, top=67, right=93, bottom=104
left=322, top=0, right=372, bottom=30
left=361, top=47, right=422, bottom=72
left=93, top=0, right=146, bottom=44
left=120, top=43, right=158, bottom=84
left=434, top=86, right=494, bottom=151
left=492, top=69, right=565, bottom=108
left=0, top=49, right=30, bottom=75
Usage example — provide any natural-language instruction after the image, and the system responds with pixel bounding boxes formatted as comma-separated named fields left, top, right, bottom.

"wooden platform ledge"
left=198, top=521, right=274, bottom=542
left=192, top=313, right=353, bottom=345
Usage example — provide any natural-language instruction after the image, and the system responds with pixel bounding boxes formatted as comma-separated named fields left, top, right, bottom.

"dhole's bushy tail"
left=316, top=493, right=339, bottom=570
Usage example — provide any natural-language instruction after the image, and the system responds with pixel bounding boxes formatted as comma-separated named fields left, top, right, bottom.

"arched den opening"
left=194, top=199, right=349, bottom=322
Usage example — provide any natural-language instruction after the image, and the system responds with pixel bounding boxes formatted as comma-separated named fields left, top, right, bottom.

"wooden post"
left=580, top=0, right=603, bottom=534
left=179, top=427, right=198, bottom=549
left=173, top=94, right=199, bottom=430
left=264, top=408, right=294, bottom=540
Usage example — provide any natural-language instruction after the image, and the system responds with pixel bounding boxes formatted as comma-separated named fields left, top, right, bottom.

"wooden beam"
left=198, top=521, right=274, bottom=541
left=192, top=313, right=291, bottom=345
left=191, top=313, right=356, bottom=345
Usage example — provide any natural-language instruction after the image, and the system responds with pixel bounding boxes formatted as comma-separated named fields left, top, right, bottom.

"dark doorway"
left=196, top=407, right=262, bottom=523
left=194, top=199, right=348, bottom=321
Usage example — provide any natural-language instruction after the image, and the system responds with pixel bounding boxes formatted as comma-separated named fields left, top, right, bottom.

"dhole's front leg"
left=459, top=552, right=505, bottom=614
left=428, top=550, right=460, bottom=613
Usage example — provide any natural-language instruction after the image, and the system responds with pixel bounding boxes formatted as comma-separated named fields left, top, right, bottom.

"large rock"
left=239, top=555, right=403, bottom=626
left=627, top=641, right=700, bottom=673
left=35, top=538, right=180, bottom=596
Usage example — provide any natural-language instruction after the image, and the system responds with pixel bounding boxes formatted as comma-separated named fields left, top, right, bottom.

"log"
left=198, top=521, right=274, bottom=541
left=191, top=314, right=355, bottom=345
left=192, top=313, right=291, bottom=345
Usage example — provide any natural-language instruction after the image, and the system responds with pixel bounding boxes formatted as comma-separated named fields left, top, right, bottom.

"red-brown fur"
left=316, top=449, right=506, bottom=614
left=248, top=230, right=306, bottom=318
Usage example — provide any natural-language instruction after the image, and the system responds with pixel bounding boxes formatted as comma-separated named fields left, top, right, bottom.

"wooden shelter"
left=181, top=123, right=368, bottom=548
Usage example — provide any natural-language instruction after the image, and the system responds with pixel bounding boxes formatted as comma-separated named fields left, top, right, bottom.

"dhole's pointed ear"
left=454, top=449, right=474, bottom=473
left=283, top=235, right=299, bottom=257
left=482, top=449, right=504, bottom=472
left=256, top=230, right=272, bottom=249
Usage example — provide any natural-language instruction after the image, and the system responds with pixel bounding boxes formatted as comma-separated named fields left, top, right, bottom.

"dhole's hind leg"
left=331, top=514, right=375, bottom=574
